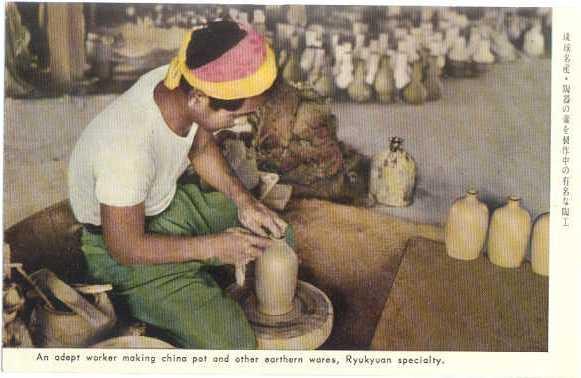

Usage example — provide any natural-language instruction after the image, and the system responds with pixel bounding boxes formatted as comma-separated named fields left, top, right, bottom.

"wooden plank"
left=371, top=237, right=549, bottom=351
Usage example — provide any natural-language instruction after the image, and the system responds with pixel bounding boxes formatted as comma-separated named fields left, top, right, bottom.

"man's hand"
left=211, top=227, right=273, bottom=265
left=237, top=198, right=288, bottom=238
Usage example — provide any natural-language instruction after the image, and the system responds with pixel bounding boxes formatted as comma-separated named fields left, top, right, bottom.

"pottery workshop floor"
left=3, top=57, right=550, bottom=229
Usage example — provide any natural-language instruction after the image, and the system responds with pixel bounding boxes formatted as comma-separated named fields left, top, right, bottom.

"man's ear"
left=187, top=89, right=210, bottom=109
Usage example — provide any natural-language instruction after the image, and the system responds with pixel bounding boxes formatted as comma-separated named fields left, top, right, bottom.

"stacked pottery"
left=490, top=30, right=518, bottom=63
left=393, top=51, right=411, bottom=97
left=487, top=196, right=532, bottom=268
left=424, top=55, right=443, bottom=101
left=445, top=190, right=489, bottom=260
left=531, top=213, right=549, bottom=276
left=334, top=44, right=355, bottom=93
left=472, top=39, right=495, bottom=74
left=369, top=137, right=417, bottom=207
left=255, top=238, right=299, bottom=316
left=523, top=21, right=545, bottom=58
left=373, top=55, right=396, bottom=103
left=402, top=60, right=428, bottom=105
left=282, top=35, right=302, bottom=84
left=312, top=54, right=334, bottom=98
left=347, top=59, right=372, bottom=102
left=447, top=36, right=471, bottom=77
left=365, top=40, right=381, bottom=88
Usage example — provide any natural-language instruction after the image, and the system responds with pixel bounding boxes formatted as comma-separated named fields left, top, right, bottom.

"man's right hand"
left=209, top=227, right=273, bottom=265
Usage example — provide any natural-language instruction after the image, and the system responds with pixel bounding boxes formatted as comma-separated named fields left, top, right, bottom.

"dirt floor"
left=3, top=57, right=550, bottom=230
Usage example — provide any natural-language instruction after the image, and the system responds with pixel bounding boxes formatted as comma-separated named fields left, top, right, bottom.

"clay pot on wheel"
left=255, top=238, right=299, bottom=316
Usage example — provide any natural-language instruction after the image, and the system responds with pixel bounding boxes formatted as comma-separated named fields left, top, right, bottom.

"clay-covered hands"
left=237, top=198, right=288, bottom=239
left=211, top=227, right=272, bottom=266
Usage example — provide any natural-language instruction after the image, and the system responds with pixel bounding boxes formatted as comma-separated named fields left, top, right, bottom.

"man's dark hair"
left=179, top=19, right=247, bottom=111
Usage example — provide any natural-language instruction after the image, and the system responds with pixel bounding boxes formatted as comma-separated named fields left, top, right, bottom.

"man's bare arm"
left=189, top=127, right=287, bottom=237
left=100, top=202, right=269, bottom=266
left=189, top=126, right=254, bottom=207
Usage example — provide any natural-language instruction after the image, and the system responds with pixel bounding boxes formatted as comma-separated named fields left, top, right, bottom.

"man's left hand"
left=237, top=198, right=288, bottom=238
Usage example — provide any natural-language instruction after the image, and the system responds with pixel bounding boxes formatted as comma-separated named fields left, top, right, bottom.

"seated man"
left=68, top=20, right=290, bottom=349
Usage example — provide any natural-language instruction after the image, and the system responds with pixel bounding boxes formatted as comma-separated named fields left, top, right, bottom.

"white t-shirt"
left=68, top=65, right=198, bottom=225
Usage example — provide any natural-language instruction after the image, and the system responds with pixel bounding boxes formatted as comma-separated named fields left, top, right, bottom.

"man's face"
left=190, top=92, right=266, bottom=132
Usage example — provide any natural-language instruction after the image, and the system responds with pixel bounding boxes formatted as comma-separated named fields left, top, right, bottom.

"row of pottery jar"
left=444, top=190, right=549, bottom=276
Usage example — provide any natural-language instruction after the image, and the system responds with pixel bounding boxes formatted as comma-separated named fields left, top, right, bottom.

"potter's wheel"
left=227, top=281, right=333, bottom=350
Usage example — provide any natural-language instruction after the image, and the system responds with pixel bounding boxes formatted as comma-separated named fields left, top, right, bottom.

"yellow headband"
left=164, top=28, right=277, bottom=100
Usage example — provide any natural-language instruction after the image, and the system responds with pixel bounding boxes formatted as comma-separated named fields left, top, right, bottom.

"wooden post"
left=46, top=3, right=86, bottom=90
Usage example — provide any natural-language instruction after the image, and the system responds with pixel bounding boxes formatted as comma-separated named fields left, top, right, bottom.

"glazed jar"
left=374, top=55, right=395, bottom=103
left=524, top=23, right=545, bottom=57
left=255, top=238, right=299, bottom=316
left=445, top=190, right=489, bottom=260
left=402, top=61, right=428, bottom=105
left=347, top=59, right=372, bottom=103
left=531, top=213, right=549, bottom=276
left=487, top=196, right=532, bottom=268
left=369, top=137, right=417, bottom=207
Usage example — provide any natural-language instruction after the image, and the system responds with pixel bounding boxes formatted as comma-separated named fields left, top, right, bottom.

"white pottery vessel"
left=369, top=137, right=417, bottom=207
left=487, top=196, right=532, bottom=268
left=255, top=238, right=299, bottom=316
left=531, top=212, right=549, bottom=276
left=445, top=190, right=489, bottom=260
left=524, top=24, right=545, bottom=57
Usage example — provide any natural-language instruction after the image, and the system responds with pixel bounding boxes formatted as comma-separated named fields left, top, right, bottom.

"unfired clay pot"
left=373, top=55, right=395, bottom=103
left=255, top=238, right=299, bottom=316
left=487, top=196, right=532, bottom=268
left=531, top=212, right=549, bottom=276
left=524, top=23, right=545, bottom=57
left=445, top=190, right=489, bottom=260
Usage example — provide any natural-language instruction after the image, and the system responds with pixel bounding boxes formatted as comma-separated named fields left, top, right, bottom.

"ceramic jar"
left=369, top=137, right=417, bottom=207
left=347, top=59, right=372, bottom=102
left=487, top=196, right=532, bottom=268
left=255, top=238, right=299, bottom=316
left=531, top=213, right=549, bottom=276
left=445, top=190, right=489, bottom=260
left=373, top=55, right=395, bottom=103
left=524, top=23, right=545, bottom=57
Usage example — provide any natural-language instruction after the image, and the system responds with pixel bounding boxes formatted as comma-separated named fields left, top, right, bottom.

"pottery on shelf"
left=445, top=190, right=489, bottom=260
left=402, top=61, right=428, bottom=105
left=255, top=238, right=299, bottom=316
left=487, top=196, right=532, bottom=268
left=531, top=212, right=549, bottom=276
left=374, top=55, right=396, bottom=103
left=347, top=59, right=372, bottom=102
left=369, top=137, right=417, bottom=207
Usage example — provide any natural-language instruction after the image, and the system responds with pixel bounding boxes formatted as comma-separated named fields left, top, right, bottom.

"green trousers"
left=81, top=182, right=293, bottom=349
